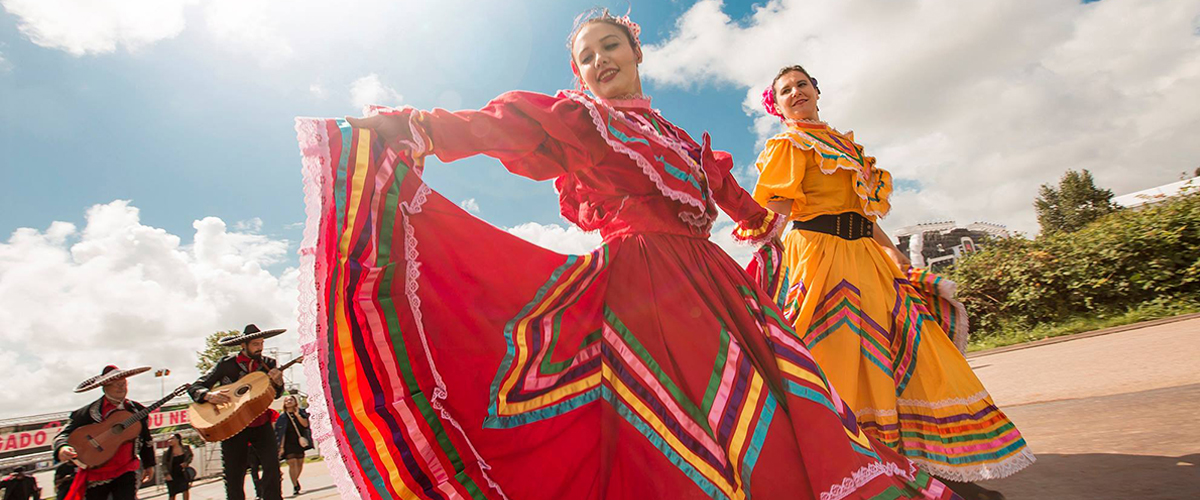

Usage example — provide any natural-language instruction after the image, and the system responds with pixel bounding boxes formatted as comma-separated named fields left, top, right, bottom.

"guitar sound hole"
left=235, top=385, right=250, bottom=397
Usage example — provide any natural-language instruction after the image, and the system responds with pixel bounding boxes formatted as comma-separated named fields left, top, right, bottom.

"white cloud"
left=459, top=198, right=481, bottom=214
left=201, top=0, right=295, bottom=64
left=233, top=217, right=264, bottom=233
left=643, top=0, right=1200, bottom=235
left=309, top=83, right=328, bottom=99
left=0, top=51, right=10, bottom=72
left=505, top=222, right=602, bottom=255
left=0, top=201, right=300, bottom=417
left=0, top=0, right=193, bottom=56
left=707, top=212, right=757, bottom=266
left=349, top=73, right=403, bottom=110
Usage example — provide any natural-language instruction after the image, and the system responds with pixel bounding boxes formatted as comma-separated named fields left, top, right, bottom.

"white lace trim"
left=561, top=90, right=715, bottom=231
left=916, top=447, right=1036, bottom=482
left=856, top=390, right=997, bottom=418
left=399, top=182, right=511, bottom=500
left=293, top=119, right=507, bottom=498
left=758, top=132, right=892, bottom=218
left=293, top=117, right=361, bottom=498
left=855, top=407, right=898, bottom=419
left=731, top=210, right=787, bottom=247
left=820, top=460, right=918, bottom=500
left=896, top=390, right=993, bottom=410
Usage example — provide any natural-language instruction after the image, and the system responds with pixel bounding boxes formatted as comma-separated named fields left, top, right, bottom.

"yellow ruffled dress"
left=752, top=121, right=1034, bottom=482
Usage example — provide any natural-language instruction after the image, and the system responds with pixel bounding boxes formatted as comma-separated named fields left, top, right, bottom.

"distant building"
left=894, top=221, right=1009, bottom=270
left=1113, top=178, right=1198, bottom=209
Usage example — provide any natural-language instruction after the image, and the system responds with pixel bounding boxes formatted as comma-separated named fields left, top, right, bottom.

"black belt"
left=792, top=212, right=874, bottom=240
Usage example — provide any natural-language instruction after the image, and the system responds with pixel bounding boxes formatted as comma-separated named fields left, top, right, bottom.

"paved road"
left=970, top=317, right=1200, bottom=499
left=140, top=459, right=340, bottom=500
left=139, top=317, right=1200, bottom=500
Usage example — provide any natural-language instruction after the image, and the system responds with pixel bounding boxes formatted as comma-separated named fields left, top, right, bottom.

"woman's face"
left=572, top=22, right=642, bottom=99
left=284, top=397, right=296, bottom=410
left=774, top=70, right=820, bottom=121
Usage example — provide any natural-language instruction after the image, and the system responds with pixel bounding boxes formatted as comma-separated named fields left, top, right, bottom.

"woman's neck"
left=786, top=115, right=826, bottom=127
left=596, top=76, right=645, bottom=101
left=788, top=111, right=820, bottom=123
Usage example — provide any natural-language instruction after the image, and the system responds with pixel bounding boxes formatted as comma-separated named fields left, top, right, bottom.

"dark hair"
left=566, top=8, right=639, bottom=63
left=171, top=433, right=182, bottom=442
left=771, top=65, right=820, bottom=96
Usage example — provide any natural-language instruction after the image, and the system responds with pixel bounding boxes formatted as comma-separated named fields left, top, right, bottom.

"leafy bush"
left=949, top=191, right=1200, bottom=339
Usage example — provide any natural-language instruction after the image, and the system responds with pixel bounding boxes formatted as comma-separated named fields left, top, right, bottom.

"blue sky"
left=0, top=0, right=768, bottom=267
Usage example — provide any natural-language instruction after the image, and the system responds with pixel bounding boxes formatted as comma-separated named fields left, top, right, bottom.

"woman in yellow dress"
left=751, top=65, right=1033, bottom=499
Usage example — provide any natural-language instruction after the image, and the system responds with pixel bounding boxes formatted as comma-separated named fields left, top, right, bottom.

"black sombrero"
left=218, top=324, right=286, bottom=347
left=75, top=365, right=151, bottom=393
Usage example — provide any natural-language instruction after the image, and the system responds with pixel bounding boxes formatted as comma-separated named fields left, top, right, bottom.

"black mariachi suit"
left=189, top=354, right=284, bottom=500
left=51, top=398, right=155, bottom=500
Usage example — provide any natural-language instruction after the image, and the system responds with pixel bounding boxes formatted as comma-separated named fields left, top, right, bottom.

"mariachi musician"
left=188, top=324, right=286, bottom=500
left=52, top=366, right=156, bottom=500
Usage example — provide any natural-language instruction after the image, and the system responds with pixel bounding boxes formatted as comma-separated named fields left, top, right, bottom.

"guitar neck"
left=122, top=386, right=187, bottom=427
left=276, top=356, right=304, bottom=372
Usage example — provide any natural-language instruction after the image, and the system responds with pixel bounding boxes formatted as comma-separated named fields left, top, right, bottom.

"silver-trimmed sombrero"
left=75, top=365, right=151, bottom=393
left=218, top=324, right=286, bottom=346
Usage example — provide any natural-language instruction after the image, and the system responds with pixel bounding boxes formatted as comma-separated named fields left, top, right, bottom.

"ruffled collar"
left=784, top=118, right=829, bottom=131
left=599, top=95, right=653, bottom=110
left=764, top=125, right=892, bottom=218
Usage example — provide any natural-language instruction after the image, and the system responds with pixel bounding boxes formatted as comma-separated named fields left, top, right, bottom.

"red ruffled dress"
left=294, top=90, right=959, bottom=500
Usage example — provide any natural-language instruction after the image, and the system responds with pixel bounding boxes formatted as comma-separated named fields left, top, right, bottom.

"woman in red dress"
left=296, top=9, right=961, bottom=500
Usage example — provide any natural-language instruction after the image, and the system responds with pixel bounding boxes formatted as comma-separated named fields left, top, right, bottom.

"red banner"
left=147, top=408, right=190, bottom=430
left=0, top=406, right=192, bottom=457
left=0, top=428, right=57, bottom=454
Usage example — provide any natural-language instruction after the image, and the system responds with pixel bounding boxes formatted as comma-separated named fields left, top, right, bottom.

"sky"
left=0, top=0, right=1197, bottom=417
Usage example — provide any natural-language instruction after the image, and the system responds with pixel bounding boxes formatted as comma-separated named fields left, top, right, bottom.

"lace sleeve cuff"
left=731, top=209, right=786, bottom=246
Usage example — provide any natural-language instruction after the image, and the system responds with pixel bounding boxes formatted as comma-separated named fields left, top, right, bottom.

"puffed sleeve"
left=751, top=139, right=807, bottom=217
left=706, top=148, right=786, bottom=245
left=416, top=91, right=609, bottom=181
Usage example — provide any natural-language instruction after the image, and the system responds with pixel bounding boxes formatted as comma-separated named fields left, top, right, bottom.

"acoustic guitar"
left=188, top=356, right=303, bottom=442
left=68, top=384, right=191, bottom=468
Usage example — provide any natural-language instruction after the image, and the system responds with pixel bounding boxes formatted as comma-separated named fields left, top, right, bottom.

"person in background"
left=0, top=466, right=40, bottom=500
left=187, top=325, right=285, bottom=500
left=53, top=462, right=76, bottom=500
left=53, top=366, right=156, bottom=500
left=161, top=433, right=193, bottom=500
left=274, top=396, right=311, bottom=496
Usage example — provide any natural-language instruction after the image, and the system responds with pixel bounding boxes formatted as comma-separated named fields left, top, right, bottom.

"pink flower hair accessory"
left=761, top=86, right=782, bottom=119
left=612, top=14, right=642, bottom=52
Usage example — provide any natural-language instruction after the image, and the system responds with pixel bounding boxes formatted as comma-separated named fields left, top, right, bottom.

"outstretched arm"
left=347, top=91, right=605, bottom=180
left=708, top=150, right=786, bottom=245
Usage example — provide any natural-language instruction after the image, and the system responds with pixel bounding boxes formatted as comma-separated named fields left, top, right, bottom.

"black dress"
left=162, top=446, right=192, bottom=495
left=275, top=409, right=310, bottom=460
left=280, top=416, right=306, bottom=459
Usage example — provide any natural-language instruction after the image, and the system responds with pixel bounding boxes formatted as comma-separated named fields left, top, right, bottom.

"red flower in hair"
left=761, top=86, right=782, bottom=119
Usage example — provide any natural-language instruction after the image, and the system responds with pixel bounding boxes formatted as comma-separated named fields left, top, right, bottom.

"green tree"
left=1035, top=169, right=1120, bottom=235
left=196, top=330, right=240, bottom=373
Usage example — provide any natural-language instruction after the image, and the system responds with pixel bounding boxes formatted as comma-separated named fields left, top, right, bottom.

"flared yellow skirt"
left=772, top=228, right=1035, bottom=481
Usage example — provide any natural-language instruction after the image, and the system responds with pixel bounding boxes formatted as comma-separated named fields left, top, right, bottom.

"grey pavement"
left=971, top=317, right=1200, bottom=500
left=140, top=460, right=340, bottom=500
